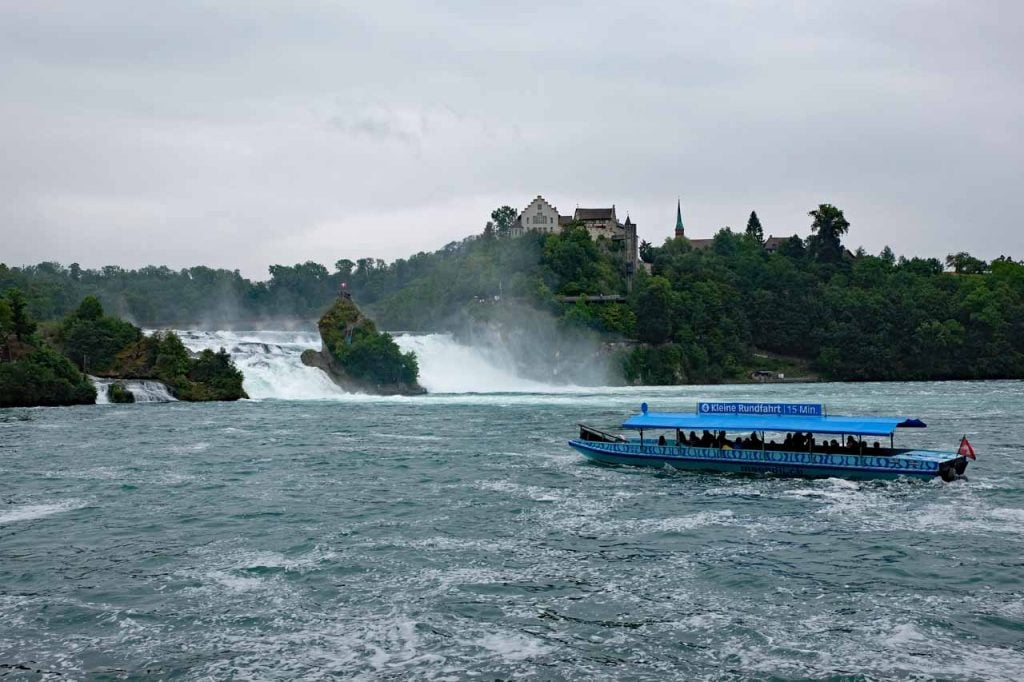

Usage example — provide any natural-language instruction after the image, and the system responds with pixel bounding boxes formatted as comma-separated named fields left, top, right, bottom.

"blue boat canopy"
left=622, top=407, right=926, bottom=437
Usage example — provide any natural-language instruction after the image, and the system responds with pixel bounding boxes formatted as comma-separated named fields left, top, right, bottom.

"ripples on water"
left=2, top=381, right=1023, bottom=679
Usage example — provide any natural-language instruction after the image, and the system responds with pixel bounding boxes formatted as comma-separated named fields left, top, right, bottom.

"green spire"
left=675, top=198, right=685, bottom=234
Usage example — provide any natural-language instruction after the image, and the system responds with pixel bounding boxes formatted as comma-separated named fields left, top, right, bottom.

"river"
left=2, top=331, right=1022, bottom=679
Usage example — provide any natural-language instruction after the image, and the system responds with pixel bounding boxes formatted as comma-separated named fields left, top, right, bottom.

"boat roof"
left=622, top=403, right=925, bottom=436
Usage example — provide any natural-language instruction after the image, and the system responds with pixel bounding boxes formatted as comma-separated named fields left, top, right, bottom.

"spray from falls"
left=394, top=334, right=578, bottom=393
left=161, top=330, right=596, bottom=399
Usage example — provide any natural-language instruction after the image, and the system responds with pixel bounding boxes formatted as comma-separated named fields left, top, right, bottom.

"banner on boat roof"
left=697, top=402, right=823, bottom=417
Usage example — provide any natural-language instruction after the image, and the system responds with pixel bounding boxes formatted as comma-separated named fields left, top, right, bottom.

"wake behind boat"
left=570, top=401, right=975, bottom=481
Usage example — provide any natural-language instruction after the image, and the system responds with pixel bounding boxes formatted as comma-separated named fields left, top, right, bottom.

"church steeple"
left=675, top=198, right=685, bottom=237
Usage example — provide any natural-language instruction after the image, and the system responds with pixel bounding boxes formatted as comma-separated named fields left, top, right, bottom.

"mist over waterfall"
left=395, top=334, right=578, bottom=393
left=172, top=330, right=586, bottom=398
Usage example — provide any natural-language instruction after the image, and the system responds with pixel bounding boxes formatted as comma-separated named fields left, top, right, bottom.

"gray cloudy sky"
left=2, top=1, right=1022, bottom=279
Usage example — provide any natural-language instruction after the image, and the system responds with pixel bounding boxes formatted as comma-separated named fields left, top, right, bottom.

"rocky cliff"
left=301, top=294, right=425, bottom=395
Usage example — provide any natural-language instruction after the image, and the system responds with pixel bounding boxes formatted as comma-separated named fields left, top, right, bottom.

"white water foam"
left=161, top=329, right=585, bottom=399
left=396, top=333, right=580, bottom=393
left=92, top=377, right=177, bottom=404
left=174, top=330, right=346, bottom=400
left=0, top=500, right=85, bottom=525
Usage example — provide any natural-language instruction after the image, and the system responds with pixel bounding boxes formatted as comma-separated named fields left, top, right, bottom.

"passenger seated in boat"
left=830, top=439, right=840, bottom=451
left=749, top=432, right=761, bottom=447
left=846, top=436, right=858, bottom=452
left=873, top=441, right=881, bottom=451
left=700, top=430, right=713, bottom=447
left=688, top=431, right=700, bottom=446
left=658, top=434, right=666, bottom=446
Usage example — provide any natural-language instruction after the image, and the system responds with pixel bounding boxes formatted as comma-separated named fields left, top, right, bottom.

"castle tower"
left=675, top=198, right=685, bottom=238
left=623, top=215, right=638, bottom=292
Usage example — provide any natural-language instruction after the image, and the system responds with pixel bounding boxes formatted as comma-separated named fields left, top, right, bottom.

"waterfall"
left=160, top=330, right=583, bottom=398
left=175, top=330, right=345, bottom=400
left=91, top=378, right=178, bottom=404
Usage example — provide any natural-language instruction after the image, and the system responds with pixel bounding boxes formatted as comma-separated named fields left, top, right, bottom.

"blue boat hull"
left=569, top=439, right=966, bottom=481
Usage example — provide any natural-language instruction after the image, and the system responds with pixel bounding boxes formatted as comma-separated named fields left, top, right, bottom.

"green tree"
left=945, top=251, right=988, bottom=274
left=334, top=259, right=355, bottom=278
left=490, top=206, right=518, bottom=238
left=75, top=295, right=104, bottom=321
left=482, top=221, right=496, bottom=240
left=0, top=345, right=96, bottom=407
left=778, top=236, right=806, bottom=260
left=153, top=332, right=191, bottom=382
left=807, top=204, right=850, bottom=263
left=745, top=211, right=764, bottom=245
left=0, top=299, right=12, bottom=343
left=4, top=289, right=36, bottom=340
left=634, top=276, right=675, bottom=343
left=639, top=240, right=654, bottom=263
left=59, top=297, right=142, bottom=373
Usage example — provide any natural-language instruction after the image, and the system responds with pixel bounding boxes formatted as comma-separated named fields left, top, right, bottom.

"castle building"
left=510, top=195, right=562, bottom=237
left=510, top=195, right=639, bottom=288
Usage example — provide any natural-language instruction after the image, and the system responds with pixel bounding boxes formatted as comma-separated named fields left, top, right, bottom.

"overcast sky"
left=2, top=1, right=1021, bottom=279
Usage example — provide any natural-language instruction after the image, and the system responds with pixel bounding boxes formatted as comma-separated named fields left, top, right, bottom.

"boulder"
left=302, top=295, right=425, bottom=395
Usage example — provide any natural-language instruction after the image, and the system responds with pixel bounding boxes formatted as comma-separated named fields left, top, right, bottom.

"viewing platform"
left=556, top=295, right=626, bottom=304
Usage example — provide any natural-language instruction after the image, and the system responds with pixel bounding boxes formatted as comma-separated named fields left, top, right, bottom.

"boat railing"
left=620, top=435, right=906, bottom=457
left=578, top=424, right=627, bottom=443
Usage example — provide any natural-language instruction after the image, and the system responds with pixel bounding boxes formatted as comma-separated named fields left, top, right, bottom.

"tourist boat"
left=569, top=401, right=974, bottom=481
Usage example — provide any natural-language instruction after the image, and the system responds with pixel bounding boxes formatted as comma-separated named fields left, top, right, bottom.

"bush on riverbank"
left=0, top=288, right=246, bottom=406
left=0, top=345, right=97, bottom=408
left=117, top=331, right=248, bottom=401
left=58, top=296, right=142, bottom=374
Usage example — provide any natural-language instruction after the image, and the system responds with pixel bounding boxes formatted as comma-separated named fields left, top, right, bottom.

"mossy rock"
left=304, top=296, right=425, bottom=395
left=107, top=382, right=136, bottom=403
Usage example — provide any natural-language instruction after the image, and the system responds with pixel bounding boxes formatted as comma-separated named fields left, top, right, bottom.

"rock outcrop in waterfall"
left=301, top=294, right=425, bottom=395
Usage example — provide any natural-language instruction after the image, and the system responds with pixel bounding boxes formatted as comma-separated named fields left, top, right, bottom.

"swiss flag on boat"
left=958, top=436, right=976, bottom=460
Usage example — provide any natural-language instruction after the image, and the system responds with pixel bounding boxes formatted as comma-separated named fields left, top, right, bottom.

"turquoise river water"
left=3, top=371, right=1024, bottom=679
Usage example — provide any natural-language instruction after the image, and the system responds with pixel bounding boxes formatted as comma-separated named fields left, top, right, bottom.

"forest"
left=3, top=204, right=1022, bottom=384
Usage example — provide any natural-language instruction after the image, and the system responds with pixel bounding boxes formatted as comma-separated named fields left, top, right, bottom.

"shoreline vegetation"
left=0, top=292, right=246, bottom=408
left=3, top=201, right=1023, bottom=406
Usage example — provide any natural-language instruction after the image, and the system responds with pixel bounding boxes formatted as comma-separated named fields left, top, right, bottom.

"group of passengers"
left=665, top=430, right=883, bottom=454
left=783, top=433, right=882, bottom=453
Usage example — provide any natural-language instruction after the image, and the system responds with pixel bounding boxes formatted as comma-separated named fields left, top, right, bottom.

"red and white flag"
left=957, top=436, right=976, bottom=460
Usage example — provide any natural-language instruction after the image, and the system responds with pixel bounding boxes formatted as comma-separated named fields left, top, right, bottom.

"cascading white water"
left=175, top=330, right=345, bottom=400
left=92, top=378, right=178, bottom=404
left=164, top=329, right=578, bottom=398
left=396, top=333, right=576, bottom=393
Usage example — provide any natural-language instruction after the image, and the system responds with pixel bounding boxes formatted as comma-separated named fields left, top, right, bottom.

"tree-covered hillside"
left=628, top=223, right=1024, bottom=383
left=0, top=224, right=628, bottom=330
left=3, top=203, right=1023, bottom=385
